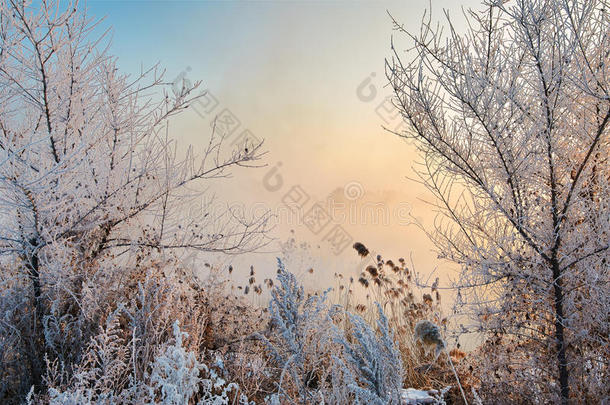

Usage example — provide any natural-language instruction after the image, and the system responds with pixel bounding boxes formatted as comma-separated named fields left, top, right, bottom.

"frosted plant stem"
left=445, top=350, right=468, bottom=405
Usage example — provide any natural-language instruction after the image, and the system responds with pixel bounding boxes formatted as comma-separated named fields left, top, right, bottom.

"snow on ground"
left=400, top=388, right=448, bottom=404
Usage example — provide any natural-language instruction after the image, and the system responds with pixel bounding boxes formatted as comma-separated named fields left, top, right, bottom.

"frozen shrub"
left=148, top=321, right=204, bottom=404
left=147, top=321, right=252, bottom=405
left=334, top=303, right=404, bottom=405
left=258, top=258, right=336, bottom=403
left=39, top=309, right=131, bottom=404
left=258, top=256, right=411, bottom=404
left=39, top=318, right=253, bottom=405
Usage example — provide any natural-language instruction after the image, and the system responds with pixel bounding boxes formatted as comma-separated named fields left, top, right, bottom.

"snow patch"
left=400, top=387, right=449, bottom=404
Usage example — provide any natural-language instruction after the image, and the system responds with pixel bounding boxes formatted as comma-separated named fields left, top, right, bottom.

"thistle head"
left=414, top=320, right=445, bottom=358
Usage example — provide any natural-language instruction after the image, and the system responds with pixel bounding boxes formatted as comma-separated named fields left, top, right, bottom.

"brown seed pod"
left=366, top=265, right=379, bottom=278
left=353, top=242, right=369, bottom=257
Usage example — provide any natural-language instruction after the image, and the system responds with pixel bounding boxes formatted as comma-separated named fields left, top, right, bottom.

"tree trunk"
left=25, top=237, right=44, bottom=392
left=552, top=259, right=570, bottom=404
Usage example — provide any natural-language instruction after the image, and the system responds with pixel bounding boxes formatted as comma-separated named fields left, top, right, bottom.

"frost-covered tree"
left=0, top=0, right=269, bottom=399
left=387, top=0, right=609, bottom=402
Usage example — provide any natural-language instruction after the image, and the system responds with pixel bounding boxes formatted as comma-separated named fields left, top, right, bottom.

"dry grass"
left=329, top=243, right=473, bottom=402
left=4, top=241, right=476, bottom=404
